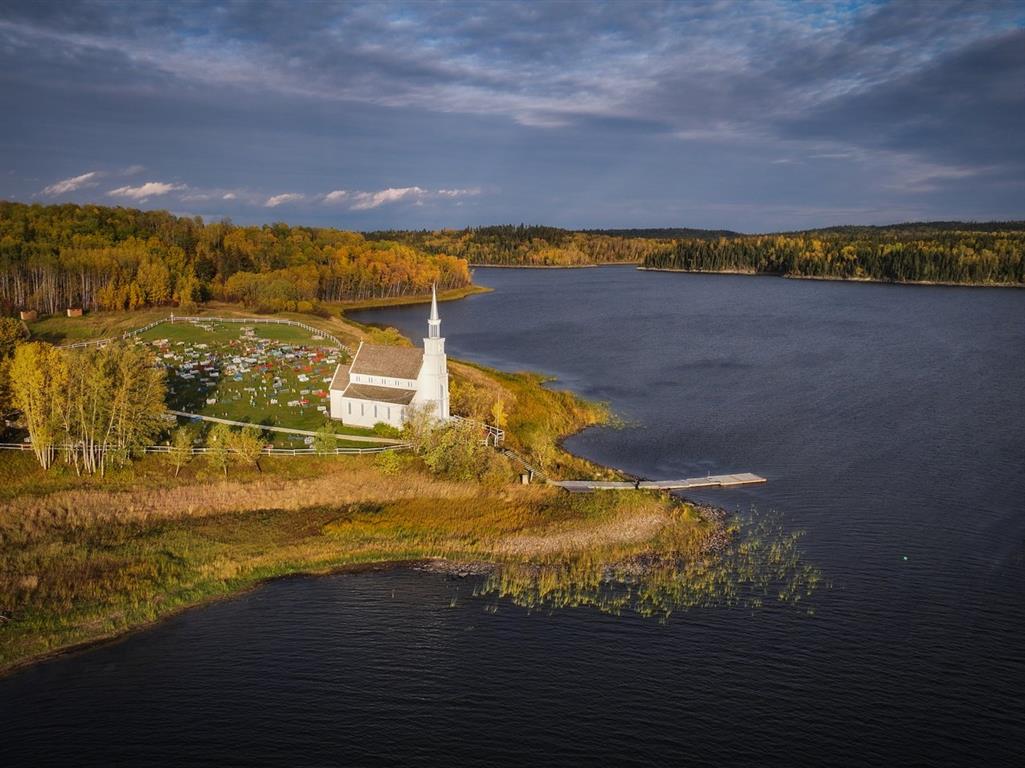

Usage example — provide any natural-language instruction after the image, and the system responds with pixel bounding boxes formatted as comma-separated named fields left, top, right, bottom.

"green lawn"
left=27, top=307, right=172, bottom=344
left=135, top=319, right=379, bottom=443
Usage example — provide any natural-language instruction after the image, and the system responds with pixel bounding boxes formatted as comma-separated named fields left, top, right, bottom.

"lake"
left=3, top=267, right=1023, bottom=766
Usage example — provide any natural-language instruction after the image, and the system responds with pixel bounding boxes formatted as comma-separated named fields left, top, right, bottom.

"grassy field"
left=27, top=306, right=173, bottom=344
left=137, top=319, right=352, bottom=438
left=24, top=303, right=365, bottom=349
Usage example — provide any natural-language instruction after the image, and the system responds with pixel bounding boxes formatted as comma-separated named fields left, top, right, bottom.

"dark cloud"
left=782, top=29, right=1025, bottom=169
left=0, top=0, right=1021, bottom=231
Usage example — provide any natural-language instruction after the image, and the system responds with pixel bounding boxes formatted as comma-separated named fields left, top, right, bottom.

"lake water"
left=4, top=267, right=1024, bottom=766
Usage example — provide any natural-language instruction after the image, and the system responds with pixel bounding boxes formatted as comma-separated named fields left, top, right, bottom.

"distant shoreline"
left=336, top=284, right=492, bottom=311
left=636, top=266, right=1025, bottom=289
left=471, top=262, right=639, bottom=269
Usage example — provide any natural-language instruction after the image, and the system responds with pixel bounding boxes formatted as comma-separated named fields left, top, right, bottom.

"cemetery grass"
left=136, top=319, right=357, bottom=437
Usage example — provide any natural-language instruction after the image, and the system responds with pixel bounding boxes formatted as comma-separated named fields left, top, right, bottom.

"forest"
left=641, top=223, right=1025, bottom=285
left=0, top=202, right=471, bottom=315
left=367, top=222, right=1025, bottom=285
left=366, top=225, right=680, bottom=266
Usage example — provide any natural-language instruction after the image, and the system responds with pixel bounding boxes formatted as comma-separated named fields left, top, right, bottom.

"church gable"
left=329, top=363, right=351, bottom=391
left=348, top=343, right=423, bottom=381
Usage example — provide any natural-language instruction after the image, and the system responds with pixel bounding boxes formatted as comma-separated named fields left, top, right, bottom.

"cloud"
left=3, top=2, right=1023, bottom=230
left=42, top=171, right=100, bottom=195
left=222, top=192, right=237, bottom=200
left=264, top=192, right=304, bottom=207
left=324, top=186, right=480, bottom=210
left=350, top=187, right=425, bottom=210
left=107, top=181, right=185, bottom=200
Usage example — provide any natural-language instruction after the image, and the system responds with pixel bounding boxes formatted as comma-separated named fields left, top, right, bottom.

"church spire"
left=428, top=284, right=441, bottom=338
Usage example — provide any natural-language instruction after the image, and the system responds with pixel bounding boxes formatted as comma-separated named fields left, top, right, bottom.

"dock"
left=551, top=472, right=766, bottom=493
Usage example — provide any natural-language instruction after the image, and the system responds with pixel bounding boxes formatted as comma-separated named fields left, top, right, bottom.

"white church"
left=329, top=286, right=450, bottom=429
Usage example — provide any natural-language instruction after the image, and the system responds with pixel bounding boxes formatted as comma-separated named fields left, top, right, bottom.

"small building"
left=19, top=310, right=37, bottom=321
left=66, top=308, right=83, bottom=317
left=329, top=286, right=450, bottom=429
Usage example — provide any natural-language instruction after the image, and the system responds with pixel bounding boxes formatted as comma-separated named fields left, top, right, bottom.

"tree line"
left=0, top=202, right=472, bottom=315
left=366, top=221, right=1025, bottom=284
left=641, top=224, right=1025, bottom=285
left=366, top=225, right=678, bottom=266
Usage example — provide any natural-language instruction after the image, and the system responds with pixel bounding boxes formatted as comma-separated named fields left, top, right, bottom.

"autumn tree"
left=206, top=423, right=233, bottom=478
left=8, top=342, right=67, bottom=469
left=61, top=343, right=167, bottom=475
left=230, top=424, right=265, bottom=472
left=168, top=425, right=194, bottom=478
left=313, top=422, right=337, bottom=454
left=0, top=317, right=28, bottom=415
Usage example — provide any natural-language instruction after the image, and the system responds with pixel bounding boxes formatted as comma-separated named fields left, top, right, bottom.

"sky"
left=1, top=0, right=1022, bottom=232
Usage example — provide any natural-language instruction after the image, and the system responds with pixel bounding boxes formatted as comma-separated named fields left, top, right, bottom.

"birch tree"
left=206, top=423, right=232, bottom=478
left=8, top=342, right=68, bottom=469
left=62, top=344, right=167, bottom=475
left=168, top=426, right=194, bottom=478
left=230, top=425, right=264, bottom=472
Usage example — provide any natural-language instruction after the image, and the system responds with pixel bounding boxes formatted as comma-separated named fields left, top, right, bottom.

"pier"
left=551, top=472, right=766, bottom=493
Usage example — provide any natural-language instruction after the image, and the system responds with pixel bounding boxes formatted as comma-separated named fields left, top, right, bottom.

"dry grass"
left=0, top=452, right=703, bottom=673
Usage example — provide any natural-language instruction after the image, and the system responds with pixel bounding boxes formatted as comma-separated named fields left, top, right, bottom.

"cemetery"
left=135, top=319, right=385, bottom=447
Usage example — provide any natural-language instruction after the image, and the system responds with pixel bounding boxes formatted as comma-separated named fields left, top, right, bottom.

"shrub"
left=372, top=421, right=402, bottom=438
left=421, top=419, right=495, bottom=482
left=374, top=450, right=407, bottom=475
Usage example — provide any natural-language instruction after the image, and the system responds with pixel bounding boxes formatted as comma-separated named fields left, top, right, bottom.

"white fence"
left=0, top=442, right=407, bottom=457
left=58, top=314, right=350, bottom=353
left=449, top=414, right=505, bottom=446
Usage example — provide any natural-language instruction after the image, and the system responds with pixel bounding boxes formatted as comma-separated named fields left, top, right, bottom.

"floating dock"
left=551, top=472, right=766, bottom=493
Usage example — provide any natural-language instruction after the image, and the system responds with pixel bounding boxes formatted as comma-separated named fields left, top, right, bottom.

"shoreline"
left=636, top=266, right=1025, bottom=289
left=335, top=284, right=492, bottom=311
left=470, top=262, right=639, bottom=269
left=0, top=558, right=451, bottom=679
left=0, top=284, right=733, bottom=677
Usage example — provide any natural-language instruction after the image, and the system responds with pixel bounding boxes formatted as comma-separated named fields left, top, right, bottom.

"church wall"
left=337, top=397, right=406, bottom=429
left=329, top=388, right=345, bottom=421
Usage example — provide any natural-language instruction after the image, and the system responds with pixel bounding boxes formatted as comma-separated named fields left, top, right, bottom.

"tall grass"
left=0, top=459, right=695, bottom=672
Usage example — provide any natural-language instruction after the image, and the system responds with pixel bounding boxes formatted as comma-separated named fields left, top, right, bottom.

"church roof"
left=349, top=342, right=423, bottom=380
left=342, top=382, right=417, bottom=405
left=329, top=363, right=351, bottom=391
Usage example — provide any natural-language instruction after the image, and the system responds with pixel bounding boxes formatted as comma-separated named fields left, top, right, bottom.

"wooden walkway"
left=551, top=472, right=766, bottom=493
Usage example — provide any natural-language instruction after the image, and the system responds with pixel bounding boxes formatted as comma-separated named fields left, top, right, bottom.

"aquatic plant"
left=474, top=510, right=823, bottom=620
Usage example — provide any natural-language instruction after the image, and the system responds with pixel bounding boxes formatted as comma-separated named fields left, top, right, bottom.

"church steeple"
left=428, top=284, right=441, bottom=338
left=420, top=283, right=449, bottom=420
